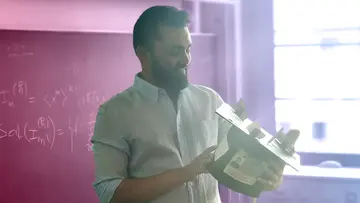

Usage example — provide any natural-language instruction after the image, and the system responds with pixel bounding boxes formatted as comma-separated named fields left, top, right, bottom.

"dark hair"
left=133, top=6, right=189, bottom=52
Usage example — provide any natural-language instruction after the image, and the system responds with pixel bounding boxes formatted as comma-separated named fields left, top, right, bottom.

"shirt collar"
left=133, top=73, right=190, bottom=102
left=133, top=73, right=162, bottom=102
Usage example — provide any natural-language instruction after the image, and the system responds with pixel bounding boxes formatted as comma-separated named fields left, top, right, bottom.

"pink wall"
left=0, top=0, right=221, bottom=88
left=0, top=0, right=182, bottom=32
left=0, top=0, right=239, bottom=93
left=0, top=1, right=276, bottom=203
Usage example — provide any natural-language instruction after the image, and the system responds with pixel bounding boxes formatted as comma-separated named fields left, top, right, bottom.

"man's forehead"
left=157, top=25, right=191, bottom=47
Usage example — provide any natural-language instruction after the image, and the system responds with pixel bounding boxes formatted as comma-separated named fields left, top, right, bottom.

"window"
left=273, top=0, right=360, bottom=158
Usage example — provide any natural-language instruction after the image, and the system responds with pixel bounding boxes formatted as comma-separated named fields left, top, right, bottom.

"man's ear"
left=135, top=46, right=149, bottom=62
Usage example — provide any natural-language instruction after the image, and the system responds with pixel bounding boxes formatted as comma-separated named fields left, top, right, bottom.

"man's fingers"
left=232, top=99, right=247, bottom=119
left=287, top=129, right=300, bottom=136
left=202, top=146, right=217, bottom=166
left=276, top=128, right=300, bottom=142
left=233, top=99, right=246, bottom=111
left=247, top=122, right=260, bottom=132
left=204, top=153, right=215, bottom=164
left=204, top=145, right=217, bottom=154
left=258, top=175, right=282, bottom=191
left=247, top=122, right=265, bottom=138
left=262, top=167, right=279, bottom=183
left=275, top=128, right=286, bottom=141
left=276, top=127, right=284, bottom=135
left=268, top=160, right=285, bottom=176
left=286, top=129, right=300, bottom=143
left=257, top=178, right=275, bottom=190
left=257, top=178, right=273, bottom=186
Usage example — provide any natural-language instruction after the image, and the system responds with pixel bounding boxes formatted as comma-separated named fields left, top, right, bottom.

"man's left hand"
left=231, top=99, right=247, bottom=119
left=232, top=99, right=298, bottom=191
left=257, top=159, right=285, bottom=191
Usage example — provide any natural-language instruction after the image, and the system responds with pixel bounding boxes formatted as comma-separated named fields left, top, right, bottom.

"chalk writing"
left=78, top=91, right=106, bottom=108
left=43, top=85, right=77, bottom=108
left=0, top=114, right=101, bottom=153
left=7, top=43, right=34, bottom=58
left=1, top=81, right=107, bottom=109
left=0, top=121, right=47, bottom=147
left=0, top=123, right=26, bottom=140
left=85, top=112, right=97, bottom=151
left=57, top=129, right=64, bottom=136
left=37, top=116, right=50, bottom=129
left=37, top=116, right=57, bottom=149
left=0, top=81, right=36, bottom=107
left=29, top=97, right=36, bottom=103
left=12, top=80, right=28, bottom=98
left=0, top=80, right=111, bottom=153
left=68, top=116, right=79, bottom=153
left=0, top=116, right=71, bottom=150
left=0, top=91, right=15, bottom=107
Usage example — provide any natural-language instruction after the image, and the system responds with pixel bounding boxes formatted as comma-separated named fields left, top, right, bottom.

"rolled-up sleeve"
left=91, top=105, right=131, bottom=203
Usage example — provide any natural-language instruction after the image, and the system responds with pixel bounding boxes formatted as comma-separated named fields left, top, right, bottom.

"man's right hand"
left=183, top=145, right=217, bottom=178
left=109, top=145, right=218, bottom=203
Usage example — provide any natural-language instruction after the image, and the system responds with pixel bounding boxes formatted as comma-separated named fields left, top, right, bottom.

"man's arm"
left=93, top=141, right=215, bottom=203
left=110, top=166, right=194, bottom=203
left=92, top=105, right=215, bottom=203
left=110, top=144, right=216, bottom=203
left=93, top=139, right=198, bottom=203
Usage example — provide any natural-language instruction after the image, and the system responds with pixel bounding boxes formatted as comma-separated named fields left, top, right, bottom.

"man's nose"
left=181, top=52, right=191, bottom=66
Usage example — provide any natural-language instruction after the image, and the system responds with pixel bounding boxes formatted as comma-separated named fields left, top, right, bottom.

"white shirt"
left=91, top=75, right=231, bottom=203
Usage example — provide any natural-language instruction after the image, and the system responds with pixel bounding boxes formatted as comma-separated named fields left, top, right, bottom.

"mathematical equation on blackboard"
left=0, top=114, right=96, bottom=153
left=0, top=81, right=35, bottom=107
left=0, top=81, right=106, bottom=108
left=0, top=81, right=108, bottom=153
left=7, top=43, right=34, bottom=58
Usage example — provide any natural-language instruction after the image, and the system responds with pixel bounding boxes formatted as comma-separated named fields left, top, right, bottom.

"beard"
left=150, top=57, right=189, bottom=92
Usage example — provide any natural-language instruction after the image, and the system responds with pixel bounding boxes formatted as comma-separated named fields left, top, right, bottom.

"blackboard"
left=0, top=30, right=216, bottom=203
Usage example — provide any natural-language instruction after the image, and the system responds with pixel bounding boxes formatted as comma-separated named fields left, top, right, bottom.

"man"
left=92, top=6, right=285, bottom=203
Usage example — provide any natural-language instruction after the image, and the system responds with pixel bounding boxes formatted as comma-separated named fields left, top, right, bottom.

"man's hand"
left=256, top=129, right=299, bottom=191
left=109, top=145, right=217, bottom=203
left=253, top=129, right=286, bottom=191
left=231, top=99, right=300, bottom=191
left=231, top=99, right=247, bottom=120
left=257, top=158, right=285, bottom=191
left=184, top=145, right=217, bottom=177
